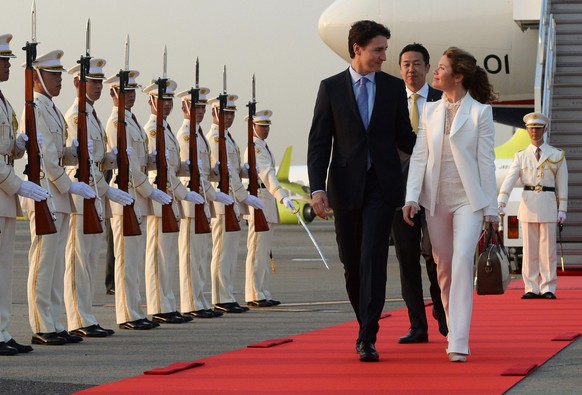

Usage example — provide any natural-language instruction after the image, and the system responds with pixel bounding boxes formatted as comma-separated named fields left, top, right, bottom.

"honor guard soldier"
left=143, top=79, right=204, bottom=324
left=0, top=33, right=49, bottom=355
left=176, top=88, right=233, bottom=318
left=63, top=58, right=133, bottom=338
left=20, top=49, right=97, bottom=345
left=104, top=70, right=169, bottom=330
left=498, top=112, right=568, bottom=300
left=242, top=110, right=295, bottom=307
left=206, top=95, right=264, bottom=313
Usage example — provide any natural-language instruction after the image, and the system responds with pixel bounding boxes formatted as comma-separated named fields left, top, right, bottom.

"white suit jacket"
left=405, top=93, right=497, bottom=216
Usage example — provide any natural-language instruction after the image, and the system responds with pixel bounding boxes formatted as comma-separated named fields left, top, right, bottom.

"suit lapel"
left=429, top=101, right=445, bottom=167
left=449, top=95, right=471, bottom=137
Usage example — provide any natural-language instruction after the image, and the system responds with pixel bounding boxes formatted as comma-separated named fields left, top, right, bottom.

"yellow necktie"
left=410, top=93, right=419, bottom=133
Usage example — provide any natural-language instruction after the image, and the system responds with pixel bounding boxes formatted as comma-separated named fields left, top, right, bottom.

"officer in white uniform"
left=20, top=49, right=96, bottom=345
left=206, top=95, right=264, bottom=313
left=0, top=33, right=49, bottom=355
left=142, top=79, right=204, bottom=324
left=498, top=112, right=568, bottom=299
left=104, top=70, right=170, bottom=330
left=242, top=109, right=295, bottom=307
left=63, top=58, right=133, bottom=338
left=175, top=88, right=233, bottom=318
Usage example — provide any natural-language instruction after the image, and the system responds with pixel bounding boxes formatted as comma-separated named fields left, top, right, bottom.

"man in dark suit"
left=307, top=20, right=416, bottom=362
left=392, top=43, right=448, bottom=345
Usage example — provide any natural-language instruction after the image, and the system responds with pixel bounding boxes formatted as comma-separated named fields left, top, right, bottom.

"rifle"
left=155, top=78, right=179, bottom=233
left=76, top=55, right=103, bottom=234
left=246, top=75, right=269, bottom=232
left=188, top=87, right=211, bottom=234
left=22, top=40, right=57, bottom=235
left=217, top=93, right=241, bottom=232
left=115, top=70, right=141, bottom=236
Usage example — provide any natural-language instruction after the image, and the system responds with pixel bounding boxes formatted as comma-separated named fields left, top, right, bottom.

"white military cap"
left=104, top=70, right=141, bottom=90
left=22, top=49, right=65, bottom=72
left=176, top=87, right=211, bottom=105
left=523, top=112, right=549, bottom=128
left=142, top=78, right=177, bottom=98
left=67, top=58, right=107, bottom=80
left=243, top=109, right=273, bottom=125
left=0, top=34, right=16, bottom=58
left=207, top=94, right=238, bottom=112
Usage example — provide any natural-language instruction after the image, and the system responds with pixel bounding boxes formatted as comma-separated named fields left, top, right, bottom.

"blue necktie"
left=357, top=77, right=369, bottom=129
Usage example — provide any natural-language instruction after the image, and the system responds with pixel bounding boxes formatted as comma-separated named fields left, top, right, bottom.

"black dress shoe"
left=398, top=329, right=429, bottom=344
left=234, top=302, right=250, bottom=312
left=214, top=303, right=245, bottom=314
left=0, top=341, right=18, bottom=355
left=247, top=299, right=273, bottom=308
left=268, top=299, right=281, bottom=306
left=57, top=331, right=84, bottom=343
left=31, top=332, right=66, bottom=345
left=359, top=342, right=379, bottom=362
left=143, top=318, right=160, bottom=328
left=152, top=312, right=186, bottom=324
left=521, top=292, right=541, bottom=299
left=176, top=312, right=193, bottom=322
left=118, top=319, right=153, bottom=330
left=184, top=310, right=214, bottom=319
left=96, top=324, right=115, bottom=336
left=543, top=292, right=557, bottom=299
left=6, top=338, right=33, bottom=353
left=106, top=289, right=115, bottom=295
left=70, top=325, right=108, bottom=338
left=207, top=309, right=223, bottom=317
left=432, top=308, right=449, bottom=337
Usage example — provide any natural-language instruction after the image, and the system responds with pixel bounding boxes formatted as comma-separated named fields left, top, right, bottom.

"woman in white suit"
left=403, top=47, right=499, bottom=362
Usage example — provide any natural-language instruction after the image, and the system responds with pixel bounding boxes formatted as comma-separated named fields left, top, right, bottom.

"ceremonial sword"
left=295, top=211, right=330, bottom=270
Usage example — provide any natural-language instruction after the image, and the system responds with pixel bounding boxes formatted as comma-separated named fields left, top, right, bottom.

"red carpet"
left=77, top=277, right=582, bottom=394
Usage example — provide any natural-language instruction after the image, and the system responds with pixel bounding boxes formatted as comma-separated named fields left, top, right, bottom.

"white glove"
left=214, top=161, right=232, bottom=174
left=126, top=146, right=133, bottom=159
left=242, top=194, right=265, bottom=210
left=16, top=133, right=28, bottom=151
left=498, top=202, right=506, bottom=216
left=37, top=132, right=43, bottom=148
left=88, top=139, right=94, bottom=155
left=215, top=191, right=234, bottom=205
left=111, top=146, right=119, bottom=155
left=198, top=159, right=203, bottom=170
left=557, top=211, right=567, bottom=224
left=17, top=180, right=49, bottom=202
left=150, top=188, right=172, bottom=205
left=70, top=182, right=96, bottom=199
left=282, top=196, right=296, bottom=213
left=185, top=191, right=204, bottom=204
left=105, top=187, right=133, bottom=206
left=165, top=149, right=170, bottom=161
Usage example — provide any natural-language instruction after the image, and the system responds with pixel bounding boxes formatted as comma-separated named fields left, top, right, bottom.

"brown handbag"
left=475, top=226, right=511, bottom=295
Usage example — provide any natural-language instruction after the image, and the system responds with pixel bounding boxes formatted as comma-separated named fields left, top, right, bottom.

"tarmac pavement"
left=0, top=220, right=580, bottom=394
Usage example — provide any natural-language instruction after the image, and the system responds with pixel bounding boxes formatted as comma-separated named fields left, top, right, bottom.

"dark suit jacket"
left=308, top=69, right=416, bottom=210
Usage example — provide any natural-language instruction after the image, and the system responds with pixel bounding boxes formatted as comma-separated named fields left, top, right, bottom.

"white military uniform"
left=242, top=112, right=288, bottom=302
left=104, top=70, right=155, bottom=324
left=0, top=44, right=27, bottom=343
left=498, top=142, right=568, bottom=295
left=20, top=50, right=78, bottom=335
left=206, top=97, right=249, bottom=305
left=177, top=113, right=218, bottom=313
left=144, top=106, right=188, bottom=316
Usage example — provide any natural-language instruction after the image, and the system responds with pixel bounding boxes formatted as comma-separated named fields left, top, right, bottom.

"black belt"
left=524, top=185, right=555, bottom=192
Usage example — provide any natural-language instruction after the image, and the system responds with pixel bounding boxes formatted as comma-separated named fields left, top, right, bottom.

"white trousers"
left=111, top=215, right=147, bottom=324
left=178, top=218, right=212, bottom=312
left=145, top=216, right=178, bottom=315
left=64, top=214, right=104, bottom=330
left=426, top=204, right=482, bottom=355
left=522, top=221, right=557, bottom=294
left=27, top=211, right=68, bottom=334
left=245, top=219, right=273, bottom=302
left=0, top=217, right=15, bottom=342
left=210, top=214, right=241, bottom=304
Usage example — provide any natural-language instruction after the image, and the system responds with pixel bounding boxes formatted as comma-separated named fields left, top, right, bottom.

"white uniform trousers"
left=210, top=214, right=241, bottom=304
left=426, top=204, right=483, bottom=355
left=179, top=218, right=212, bottom=312
left=522, top=221, right=557, bottom=294
left=245, top=219, right=273, bottom=302
left=111, top=214, right=147, bottom=324
left=27, top=211, right=68, bottom=334
left=145, top=216, right=178, bottom=315
left=64, top=214, right=103, bottom=330
left=0, top=217, right=16, bottom=342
